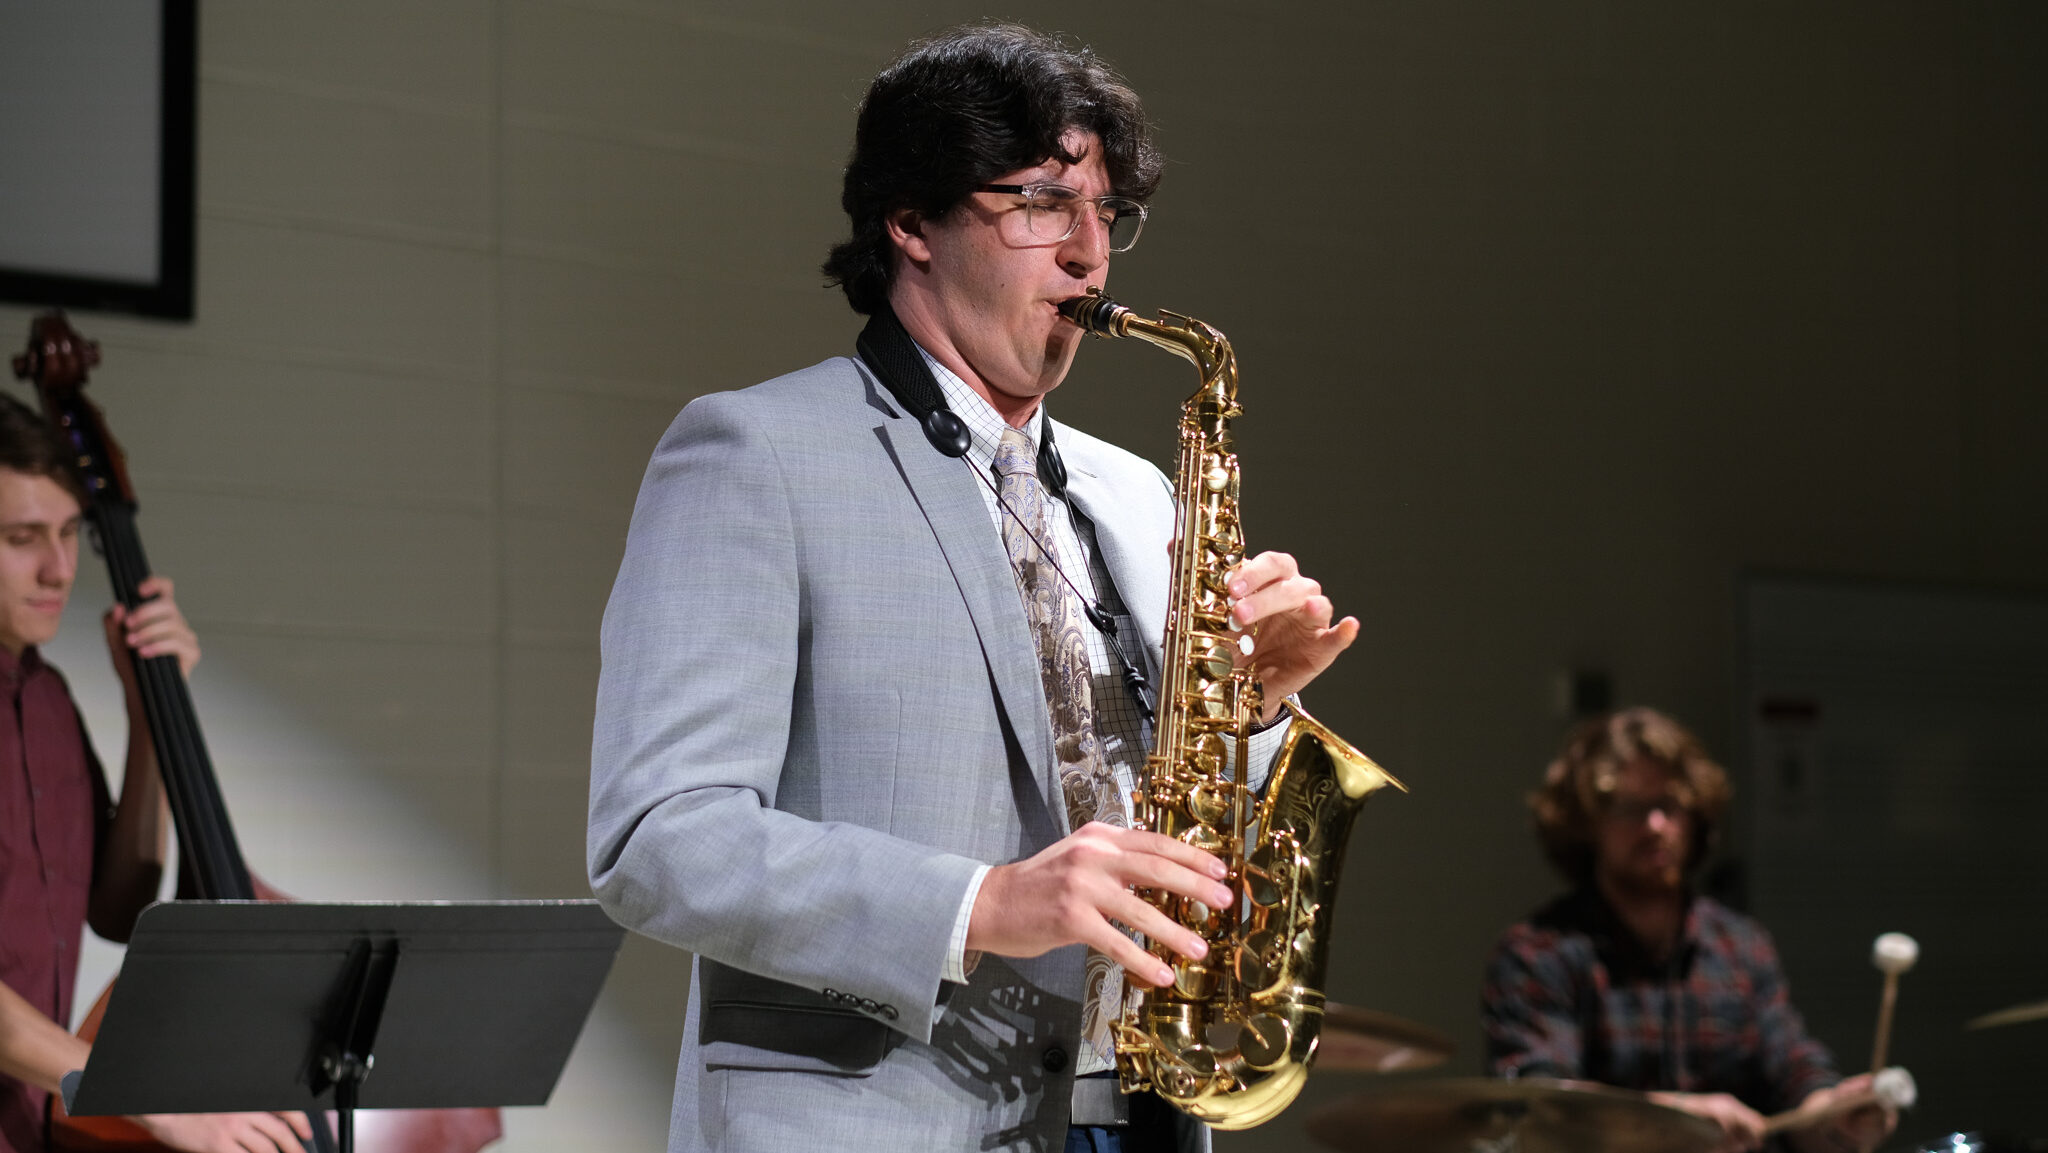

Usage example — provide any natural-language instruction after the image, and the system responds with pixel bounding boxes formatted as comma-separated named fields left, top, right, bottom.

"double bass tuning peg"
left=11, top=311, right=101, bottom=387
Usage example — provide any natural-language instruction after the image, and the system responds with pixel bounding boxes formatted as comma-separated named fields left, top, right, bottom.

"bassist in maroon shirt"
left=0, top=396, right=309, bottom=1153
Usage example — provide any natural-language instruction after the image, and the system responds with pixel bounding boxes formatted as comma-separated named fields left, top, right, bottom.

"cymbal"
left=1305, top=1077, right=1723, bottom=1153
left=1318, top=1003, right=1455, bottom=1072
left=1967, top=998, right=2048, bottom=1030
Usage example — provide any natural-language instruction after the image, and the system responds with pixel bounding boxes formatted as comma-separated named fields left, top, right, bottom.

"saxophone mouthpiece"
left=1057, top=288, right=1127, bottom=336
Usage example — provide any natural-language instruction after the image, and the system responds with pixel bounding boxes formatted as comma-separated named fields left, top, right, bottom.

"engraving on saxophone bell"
left=1065, top=286, right=1407, bottom=1129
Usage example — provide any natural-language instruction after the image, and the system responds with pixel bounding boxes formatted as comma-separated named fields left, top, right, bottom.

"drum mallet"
left=1869, top=931, right=1919, bottom=1073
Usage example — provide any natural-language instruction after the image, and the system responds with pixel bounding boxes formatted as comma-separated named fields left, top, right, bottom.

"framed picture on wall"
left=0, top=0, right=197, bottom=320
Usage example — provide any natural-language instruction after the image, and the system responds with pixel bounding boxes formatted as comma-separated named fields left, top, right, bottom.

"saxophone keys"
left=1188, top=778, right=1230, bottom=825
left=1190, top=635, right=1234, bottom=680
left=1191, top=681, right=1230, bottom=718
left=1203, top=521, right=1242, bottom=560
left=1151, top=1034, right=1220, bottom=1103
left=1114, top=1054, right=1151, bottom=1098
left=1238, top=1013, right=1294, bottom=1072
left=1172, top=959, right=1220, bottom=1001
left=1242, top=861, right=1283, bottom=908
left=1179, top=820, right=1228, bottom=855
left=1235, top=933, right=1275, bottom=990
left=1236, top=928, right=1311, bottom=994
left=1244, top=835, right=1295, bottom=904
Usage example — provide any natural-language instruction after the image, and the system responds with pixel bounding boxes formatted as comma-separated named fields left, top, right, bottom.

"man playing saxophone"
left=588, top=22, right=1357, bottom=1153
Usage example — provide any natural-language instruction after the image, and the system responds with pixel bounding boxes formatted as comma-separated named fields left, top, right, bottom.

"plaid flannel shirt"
left=1481, top=887, right=1840, bottom=1114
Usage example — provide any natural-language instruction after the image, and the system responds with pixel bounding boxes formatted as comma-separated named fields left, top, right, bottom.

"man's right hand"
left=1648, top=1091, right=1767, bottom=1153
left=134, top=1110, right=314, bottom=1153
left=966, top=821, right=1232, bottom=987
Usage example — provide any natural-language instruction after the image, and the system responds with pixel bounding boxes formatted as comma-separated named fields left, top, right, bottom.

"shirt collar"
left=915, top=345, right=1047, bottom=472
left=0, top=644, right=41, bottom=690
left=1574, top=884, right=1702, bottom=975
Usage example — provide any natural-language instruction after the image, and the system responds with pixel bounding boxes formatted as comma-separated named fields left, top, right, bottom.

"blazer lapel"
left=875, top=417, right=1060, bottom=818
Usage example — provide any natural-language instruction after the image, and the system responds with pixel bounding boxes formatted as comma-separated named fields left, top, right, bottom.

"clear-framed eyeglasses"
left=976, top=183, right=1148, bottom=253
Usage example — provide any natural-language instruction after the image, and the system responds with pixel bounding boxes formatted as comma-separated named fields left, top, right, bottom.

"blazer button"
left=880, top=1004, right=899, bottom=1021
left=1041, top=1045, right=1068, bottom=1073
left=859, top=998, right=879, bottom=1014
left=822, top=988, right=842, bottom=1003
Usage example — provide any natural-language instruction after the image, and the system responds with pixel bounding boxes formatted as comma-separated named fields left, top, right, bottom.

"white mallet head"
left=1872, top=1066, right=1918, bottom=1110
left=1872, top=932, right=1920, bottom=976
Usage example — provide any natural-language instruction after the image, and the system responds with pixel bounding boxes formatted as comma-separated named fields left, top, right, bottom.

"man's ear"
left=885, top=208, right=933, bottom=266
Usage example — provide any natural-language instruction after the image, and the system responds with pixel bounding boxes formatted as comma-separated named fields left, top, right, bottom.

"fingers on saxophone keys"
left=1225, top=551, right=1299, bottom=599
left=1109, top=824, right=1229, bottom=882
left=1089, top=919, right=1176, bottom=988
left=1107, top=890, right=1207, bottom=964
left=1093, top=904, right=1203, bottom=988
left=1125, top=857, right=1233, bottom=914
left=1230, top=576, right=1323, bottom=629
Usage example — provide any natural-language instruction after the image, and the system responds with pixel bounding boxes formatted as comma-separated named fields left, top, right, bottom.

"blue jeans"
left=1066, top=1126, right=1123, bottom=1153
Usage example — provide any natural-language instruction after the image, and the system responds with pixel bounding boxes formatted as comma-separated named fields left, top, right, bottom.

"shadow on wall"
left=49, top=560, right=684, bottom=1151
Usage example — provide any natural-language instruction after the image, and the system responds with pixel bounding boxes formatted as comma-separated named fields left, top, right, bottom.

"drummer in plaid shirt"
left=1481, top=708, right=1898, bottom=1153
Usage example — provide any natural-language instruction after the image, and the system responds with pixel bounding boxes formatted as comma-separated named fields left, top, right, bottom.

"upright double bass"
left=14, top=313, right=502, bottom=1153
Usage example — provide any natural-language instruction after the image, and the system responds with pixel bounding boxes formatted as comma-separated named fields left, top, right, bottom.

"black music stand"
left=60, top=900, right=625, bottom=1153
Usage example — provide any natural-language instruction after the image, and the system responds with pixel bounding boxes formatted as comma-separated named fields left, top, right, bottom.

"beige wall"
left=5, top=2, right=2041, bottom=1149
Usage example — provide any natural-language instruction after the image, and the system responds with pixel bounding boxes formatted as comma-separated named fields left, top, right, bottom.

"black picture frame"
left=0, top=0, right=196, bottom=321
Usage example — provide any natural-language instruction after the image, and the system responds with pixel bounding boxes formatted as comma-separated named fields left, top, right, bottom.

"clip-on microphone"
left=854, top=307, right=1065, bottom=496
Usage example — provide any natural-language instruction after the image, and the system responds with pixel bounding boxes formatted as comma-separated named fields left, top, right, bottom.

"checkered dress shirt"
left=1482, top=887, right=1841, bottom=1114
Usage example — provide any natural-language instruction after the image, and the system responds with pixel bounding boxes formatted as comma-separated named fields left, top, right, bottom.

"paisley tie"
left=992, top=426, right=1131, bottom=1069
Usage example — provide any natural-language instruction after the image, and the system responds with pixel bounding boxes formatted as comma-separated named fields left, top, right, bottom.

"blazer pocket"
left=698, top=960, right=896, bottom=1076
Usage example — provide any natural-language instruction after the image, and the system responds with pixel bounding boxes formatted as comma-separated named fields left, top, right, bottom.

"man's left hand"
left=104, top=575, right=202, bottom=688
left=1788, top=1074, right=1899, bottom=1153
left=1226, top=551, right=1358, bottom=722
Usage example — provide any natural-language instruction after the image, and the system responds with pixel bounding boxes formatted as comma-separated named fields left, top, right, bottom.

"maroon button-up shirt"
left=0, top=646, right=110, bottom=1153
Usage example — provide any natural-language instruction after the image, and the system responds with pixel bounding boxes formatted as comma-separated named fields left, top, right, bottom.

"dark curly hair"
left=0, top=394, right=86, bottom=506
left=822, top=23, right=1164, bottom=315
left=1530, top=707, right=1732, bottom=886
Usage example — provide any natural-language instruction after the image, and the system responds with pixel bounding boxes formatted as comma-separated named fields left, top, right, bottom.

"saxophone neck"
left=1058, top=289, right=1239, bottom=421
left=1183, top=335, right=1238, bottom=434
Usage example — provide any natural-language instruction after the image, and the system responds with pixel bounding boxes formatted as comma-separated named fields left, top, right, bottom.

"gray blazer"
left=589, top=355, right=1188, bottom=1152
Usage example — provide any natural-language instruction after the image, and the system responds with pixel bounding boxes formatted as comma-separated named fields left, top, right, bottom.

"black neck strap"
left=855, top=305, right=1066, bottom=498
left=855, top=305, right=1146, bottom=719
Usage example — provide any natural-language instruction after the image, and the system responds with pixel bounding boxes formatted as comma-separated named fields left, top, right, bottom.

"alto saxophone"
left=1058, top=288, right=1405, bottom=1130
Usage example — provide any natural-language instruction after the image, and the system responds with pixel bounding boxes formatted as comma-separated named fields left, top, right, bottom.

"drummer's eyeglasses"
left=1605, top=797, right=1687, bottom=824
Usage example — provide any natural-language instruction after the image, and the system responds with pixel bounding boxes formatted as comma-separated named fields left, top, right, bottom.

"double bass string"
left=101, top=501, right=340, bottom=1153
left=97, top=501, right=251, bottom=900
left=96, top=506, right=343, bottom=1150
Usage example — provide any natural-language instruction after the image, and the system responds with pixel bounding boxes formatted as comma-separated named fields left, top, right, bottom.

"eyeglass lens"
left=1023, top=193, right=1144, bottom=252
left=1607, top=797, right=1685, bottom=823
